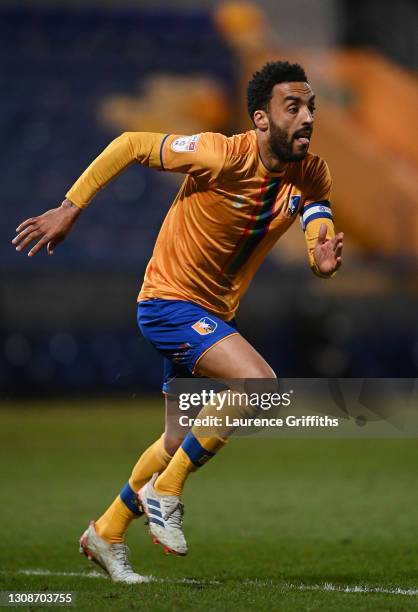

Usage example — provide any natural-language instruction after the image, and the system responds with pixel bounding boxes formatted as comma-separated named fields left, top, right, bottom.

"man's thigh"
left=194, top=333, right=276, bottom=379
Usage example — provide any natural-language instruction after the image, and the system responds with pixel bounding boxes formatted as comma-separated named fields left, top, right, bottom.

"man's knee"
left=237, top=362, right=278, bottom=396
left=245, top=362, right=277, bottom=380
left=222, top=364, right=277, bottom=420
left=221, top=361, right=277, bottom=407
left=163, top=433, right=184, bottom=456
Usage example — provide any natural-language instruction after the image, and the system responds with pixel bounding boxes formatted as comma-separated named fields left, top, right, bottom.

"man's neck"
left=255, top=129, right=287, bottom=173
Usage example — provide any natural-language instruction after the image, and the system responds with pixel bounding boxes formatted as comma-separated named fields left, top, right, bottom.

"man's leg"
left=154, top=333, right=276, bottom=497
left=138, top=334, right=276, bottom=555
left=79, top=395, right=186, bottom=581
left=94, top=395, right=184, bottom=544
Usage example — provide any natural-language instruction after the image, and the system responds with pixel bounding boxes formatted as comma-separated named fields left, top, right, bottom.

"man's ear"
left=253, top=110, right=269, bottom=132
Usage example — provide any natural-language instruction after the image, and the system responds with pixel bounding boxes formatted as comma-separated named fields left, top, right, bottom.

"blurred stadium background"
left=1, top=0, right=417, bottom=398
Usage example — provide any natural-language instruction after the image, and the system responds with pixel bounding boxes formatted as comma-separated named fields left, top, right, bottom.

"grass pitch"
left=1, top=400, right=418, bottom=611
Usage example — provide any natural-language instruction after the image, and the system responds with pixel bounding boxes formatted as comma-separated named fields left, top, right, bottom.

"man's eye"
left=289, top=107, right=298, bottom=114
left=309, top=107, right=316, bottom=114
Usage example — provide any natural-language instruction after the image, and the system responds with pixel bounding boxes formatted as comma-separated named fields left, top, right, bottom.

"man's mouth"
left=294, top=130, right=312, bottom=145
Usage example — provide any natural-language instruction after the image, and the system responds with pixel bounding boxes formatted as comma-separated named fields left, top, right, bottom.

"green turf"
left=1, top=400, right=418, bottom=611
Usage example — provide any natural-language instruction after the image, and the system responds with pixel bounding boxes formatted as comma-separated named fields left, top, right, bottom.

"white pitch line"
left=17, top=569, right=107, bottom=579
left=322, top=582, right=418, bottom=596
left=12, top=569, right=219, bottom=585
left=246, top=579, right=418, bottom=597
left=311, top=582, right=418, bottom=596
left=6, top=571, right=418, bottom=596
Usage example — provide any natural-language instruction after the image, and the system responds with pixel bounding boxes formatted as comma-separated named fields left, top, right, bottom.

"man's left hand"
left=313, top=223, right=344, bottom=276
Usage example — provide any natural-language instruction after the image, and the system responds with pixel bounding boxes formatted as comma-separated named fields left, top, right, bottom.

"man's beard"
left=268, top=120, right=310, bottom=163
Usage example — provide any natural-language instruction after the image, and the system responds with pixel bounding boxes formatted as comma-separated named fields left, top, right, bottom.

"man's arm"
left=300, top=158, right=343, bottom=278
left=66, top=132, right=165, bottom=208
left=12, top=131, right=227, bottom=256
left=301, top=205, right=343, bottom=278
left=12, top=132, right=165, bottom=256
left=311, top=222, right=344, bottom=277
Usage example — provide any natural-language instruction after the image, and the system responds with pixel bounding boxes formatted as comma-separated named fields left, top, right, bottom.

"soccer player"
left=12, top=61, right=343, bottom=582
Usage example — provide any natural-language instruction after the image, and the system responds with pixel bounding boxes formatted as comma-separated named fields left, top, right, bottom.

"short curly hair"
left=247, top=61, right=308, bottom=122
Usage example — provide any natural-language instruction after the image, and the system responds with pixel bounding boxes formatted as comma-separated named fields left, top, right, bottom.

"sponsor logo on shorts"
left=287, top=194, right=301, bottom=216
left=171, top=134, right=199, bottom=153
left=191, top=317, right=218, bottom=335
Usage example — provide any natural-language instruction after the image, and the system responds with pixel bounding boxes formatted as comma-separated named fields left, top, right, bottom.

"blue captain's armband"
left=300, top=200, right=333, bottom=232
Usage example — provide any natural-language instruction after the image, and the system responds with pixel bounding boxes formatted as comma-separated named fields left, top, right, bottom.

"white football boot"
left=138, top=474, right=188, bottom=556
left=79, top=521, right=150, bottom=583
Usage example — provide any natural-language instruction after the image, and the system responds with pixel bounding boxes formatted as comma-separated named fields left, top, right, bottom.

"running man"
left=12, top=61, right=344, bottom=582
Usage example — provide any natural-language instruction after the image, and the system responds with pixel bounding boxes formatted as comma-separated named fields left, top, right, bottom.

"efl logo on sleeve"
left=191, top=317, right=218, bottom=335
left=171, top=134, right=200, bottom=153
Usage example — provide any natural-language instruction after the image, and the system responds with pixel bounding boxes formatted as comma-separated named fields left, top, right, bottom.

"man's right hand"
left=12, top=198, right=82, bottom=256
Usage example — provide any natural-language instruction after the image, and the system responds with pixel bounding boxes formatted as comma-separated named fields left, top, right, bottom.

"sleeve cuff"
left=65, top=191, right=89, bottom=210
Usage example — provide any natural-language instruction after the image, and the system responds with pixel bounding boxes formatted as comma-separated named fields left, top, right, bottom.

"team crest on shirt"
left=191, top=317, right=218, bottom=335
left=287, top=194, right=301, bottom=217
left=171, top=134, right=199, bottom=153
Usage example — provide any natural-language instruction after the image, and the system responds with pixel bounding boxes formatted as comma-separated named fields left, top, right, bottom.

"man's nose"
left=303, top=107, right=314, bottom=124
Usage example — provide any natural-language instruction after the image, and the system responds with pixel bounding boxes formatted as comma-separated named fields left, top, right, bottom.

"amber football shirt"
left=67, top=130, right=335, bottom=321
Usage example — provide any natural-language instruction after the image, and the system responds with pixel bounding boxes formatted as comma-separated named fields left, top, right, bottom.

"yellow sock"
left=95, top=496, right=136, bottom=544
left=154, top=388, right=260, bottom=497
left=95, top=434, right=172, bottom=543
left=128, top=433, right=172, bottom=491
left=154, top=433, right=226, bottom=497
